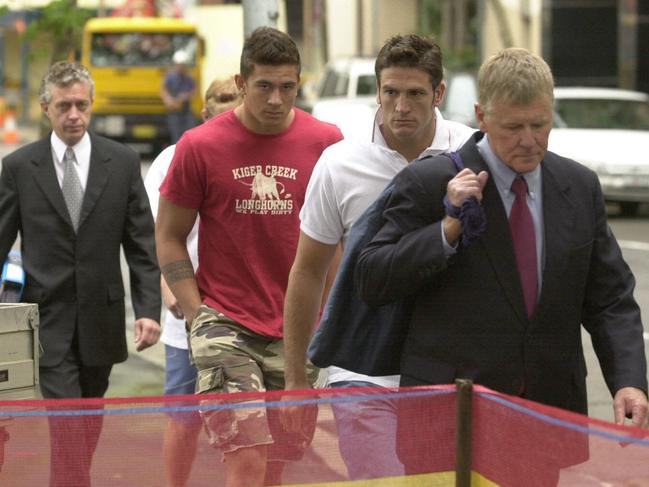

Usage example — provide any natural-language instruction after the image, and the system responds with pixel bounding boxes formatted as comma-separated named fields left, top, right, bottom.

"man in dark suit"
left=0, top=61, right=161, bottom=487
left=356, top=48, right=647, bottom=479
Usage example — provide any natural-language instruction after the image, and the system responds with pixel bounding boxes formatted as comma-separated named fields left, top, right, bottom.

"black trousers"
left=39, top=337, right=112, bottom=487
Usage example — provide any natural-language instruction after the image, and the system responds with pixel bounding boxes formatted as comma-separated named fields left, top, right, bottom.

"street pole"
left=242, top=0, right=279, bottom=37
left=618, top=0, right=638, bottom=90
left=455, top=379, right=473, bottom=487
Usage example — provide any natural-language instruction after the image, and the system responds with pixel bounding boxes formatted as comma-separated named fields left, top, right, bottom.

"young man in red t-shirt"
left=156, top=27, right=342, bottom=486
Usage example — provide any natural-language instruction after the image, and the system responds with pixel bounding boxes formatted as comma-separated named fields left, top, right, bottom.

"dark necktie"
left=62, top=147, right=84, bottom=232
left=509, top=177, right=537, bottom=318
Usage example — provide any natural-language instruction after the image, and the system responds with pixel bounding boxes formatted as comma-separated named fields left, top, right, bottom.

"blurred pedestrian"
left=155, top=27, right=342, bottom=487
left=161, top=50, right=197, bottom=144
left=356, top=47, right=648, bottom=481
left=144, top=76, right=241, bottom=487
left=0, top=60, right=161, bottom=487
left=281, top=34, right=474, bottom=480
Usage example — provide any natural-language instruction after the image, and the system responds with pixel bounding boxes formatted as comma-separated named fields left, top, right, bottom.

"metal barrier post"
left=455, top=378, right=473, bottom=487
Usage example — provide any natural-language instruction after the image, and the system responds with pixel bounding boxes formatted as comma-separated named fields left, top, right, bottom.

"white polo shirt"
left=301, top=108, right=475, bottom=386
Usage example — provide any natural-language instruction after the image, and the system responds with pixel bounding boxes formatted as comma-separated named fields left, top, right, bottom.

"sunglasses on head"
left=214, top=93, right=237, bottom=103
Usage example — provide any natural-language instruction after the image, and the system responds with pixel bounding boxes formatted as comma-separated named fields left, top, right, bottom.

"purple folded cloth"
left=458, top=196, right=486, bottom=246
left=443, top=195, right=486, bottom=246
left=442, top=150, right=487, bottom=247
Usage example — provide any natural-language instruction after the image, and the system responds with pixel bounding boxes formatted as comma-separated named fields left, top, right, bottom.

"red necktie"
left=509, top=177, right=537, bottom=318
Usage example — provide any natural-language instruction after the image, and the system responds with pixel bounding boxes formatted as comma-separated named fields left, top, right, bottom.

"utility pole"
left=242, top=0, right=279, bottom=37
left=618, top=0, right=638, bottom=90
left=488, top=0, right=514, bottom=48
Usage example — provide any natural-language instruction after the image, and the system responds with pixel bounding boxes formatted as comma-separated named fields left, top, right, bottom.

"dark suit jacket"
left=356, top=132, right=647, bottom=414
left=0, top=132, right=160, bottom=368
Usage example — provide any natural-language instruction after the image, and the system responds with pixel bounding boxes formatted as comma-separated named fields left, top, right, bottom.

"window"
left=319, top=70, right=349, bottom=98
left=356, top=74, right=377, bottom=96
left=555, top=98, right=649, bottom=130
left=90, top=32, right=197, bottom=67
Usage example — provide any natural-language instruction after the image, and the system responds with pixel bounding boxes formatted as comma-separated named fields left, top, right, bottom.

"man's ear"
left=475, top=103, right=487, bottom=132
left=234, top=74, right=245, bottom=95
left=41, top=103, right=50, bottom=119
left=434, top=81, right=446, bottom=107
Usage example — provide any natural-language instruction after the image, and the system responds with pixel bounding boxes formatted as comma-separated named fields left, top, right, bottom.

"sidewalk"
left=109, top=304, right=165, bottom=398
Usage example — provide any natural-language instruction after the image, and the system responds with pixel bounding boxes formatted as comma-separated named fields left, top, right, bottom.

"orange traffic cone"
left=3, top=111, right=19, bottom=145
left=0, top=96, right=5, bottom=130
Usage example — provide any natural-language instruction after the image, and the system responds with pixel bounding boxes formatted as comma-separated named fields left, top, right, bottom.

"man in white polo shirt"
left=282, top=34, right=475, bottom=480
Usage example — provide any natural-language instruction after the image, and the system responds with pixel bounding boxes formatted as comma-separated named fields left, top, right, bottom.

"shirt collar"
left=51, top=131, right=91, bottom=165
left=476, top=133, right=542, bottom=197
left=372, top=107, right=453, bottom=158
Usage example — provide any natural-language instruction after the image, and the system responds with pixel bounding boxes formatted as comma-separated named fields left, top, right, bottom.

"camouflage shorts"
left=189, top=304, right=319, bottom=460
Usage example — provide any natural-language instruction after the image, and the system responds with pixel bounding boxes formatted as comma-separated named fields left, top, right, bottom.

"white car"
left=310, top=58, right=378, bottom=141
left=315, top=57, right=377, bottom=99
left=439, top=71, right=479, bottom=127
left=549, top=87, right=649, bottom=216
left=311, top=96, right=378, bottom=142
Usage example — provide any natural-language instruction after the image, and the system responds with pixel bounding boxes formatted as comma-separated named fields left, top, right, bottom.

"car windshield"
left=319, top=69, right=349, bottom=97
left=554, top=97, right=649, bottom=130
left=356, top=74, right=377, bottom=96
left=90, top=32, right=197, bottom=67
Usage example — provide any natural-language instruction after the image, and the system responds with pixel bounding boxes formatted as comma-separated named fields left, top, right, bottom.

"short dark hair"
left=39, top=61, right=95, bottom=104
left=239, top=27, right=301, bottom=79
left=375, top=34, right=443, bottom=90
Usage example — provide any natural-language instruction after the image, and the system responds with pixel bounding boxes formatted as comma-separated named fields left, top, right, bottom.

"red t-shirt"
left=160, top=108, right=343, bottom=338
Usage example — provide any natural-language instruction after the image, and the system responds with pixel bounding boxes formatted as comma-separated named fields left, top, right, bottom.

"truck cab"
left=81, top=17, right=203, bottom=154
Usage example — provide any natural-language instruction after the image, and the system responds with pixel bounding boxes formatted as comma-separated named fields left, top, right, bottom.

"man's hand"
left=446, top=168, right=489, bottom=207
left=442, top=169, right=489, bottom=246
left=134, top=318, right=161, bottom=352
left=161, top=277, right=183, bottom=320
left=280, top=379, right=318, bottom=445
left=613, top=386, right=648, bottom=427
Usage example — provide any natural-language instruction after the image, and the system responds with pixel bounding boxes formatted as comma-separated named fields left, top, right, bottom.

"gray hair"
left=478, top=47, right=554, bottom=115
left=39, top=61, right=95, bottom=104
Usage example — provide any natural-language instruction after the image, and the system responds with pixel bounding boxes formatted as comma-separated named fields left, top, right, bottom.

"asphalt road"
left=582, top=203, right=649, bottom=421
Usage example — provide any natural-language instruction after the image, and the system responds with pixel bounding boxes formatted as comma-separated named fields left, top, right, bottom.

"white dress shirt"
left=50, top=132, right=91, bottom=191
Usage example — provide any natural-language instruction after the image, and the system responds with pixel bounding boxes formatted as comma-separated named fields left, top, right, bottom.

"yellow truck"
left=81, top=17, right=203, bottom=153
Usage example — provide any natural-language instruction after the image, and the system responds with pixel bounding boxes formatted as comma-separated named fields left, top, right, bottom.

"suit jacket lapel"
left=535, top=155, right=575, bottom=319
left=460, top=139, right=577, bottom=326
left=30, top=138, right=74, bottom=227
left=459, top=137, right=529, bottom=324
left=78, top=135, right=109, bottom=229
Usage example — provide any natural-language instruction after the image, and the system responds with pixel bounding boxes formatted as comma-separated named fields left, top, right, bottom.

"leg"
left=167, top=113, right=182, bottom=144
left=164, top=420, right=202, bottom=487
left=329, top=381, right=404, bottom=480
left=261, top=339, right=320, bottom=482
left=181, top=111, right=196, bottom=135
left=263, top=460, right=284, bottom=486
left=224, top=445, right=267, bottom=487
left=163, top=344, right=202, bottom=487
left=397, top=374, right=454, bottom=475
left=40, top=349, right=111, bottom=487
left=78, top=363, right=112, bottom=464
left=189, top=309, right=274, bottom=486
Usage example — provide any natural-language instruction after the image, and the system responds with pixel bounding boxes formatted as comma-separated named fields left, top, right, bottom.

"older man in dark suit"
left=0, top=61, right=160, bottom=487
left=356, top=48, right=647, bottom=481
